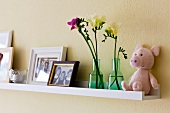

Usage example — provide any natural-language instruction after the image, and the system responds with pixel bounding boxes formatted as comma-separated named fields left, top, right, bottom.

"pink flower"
left=67, top=17, right=78, bottom=30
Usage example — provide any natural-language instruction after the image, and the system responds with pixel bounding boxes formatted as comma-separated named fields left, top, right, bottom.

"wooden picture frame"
left=0, top=47, right=14, bottom=82
left=0, top=31, right=12, bottom=48
left=47, top=61, right=80, bottom=87
left=27, top=46, right=67, bottom=85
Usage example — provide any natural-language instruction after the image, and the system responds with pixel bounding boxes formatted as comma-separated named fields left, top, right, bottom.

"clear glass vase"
left=88, top=59, right=104, bottom=89
left=108, top=58, right=124, bottom=90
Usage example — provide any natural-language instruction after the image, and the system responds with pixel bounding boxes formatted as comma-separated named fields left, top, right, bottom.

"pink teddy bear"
left=121, top=45, right=159, bottom=94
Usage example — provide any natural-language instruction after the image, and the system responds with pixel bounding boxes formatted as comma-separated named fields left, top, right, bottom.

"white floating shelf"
left=0, top=83, right=160, bottom=100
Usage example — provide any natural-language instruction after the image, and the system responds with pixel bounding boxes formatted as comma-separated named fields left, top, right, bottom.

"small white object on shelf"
left=0, top=82, right=160, bottom=100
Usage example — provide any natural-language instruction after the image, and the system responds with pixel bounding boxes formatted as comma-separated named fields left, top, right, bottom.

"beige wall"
left=0, top=0, right=169, bottom=113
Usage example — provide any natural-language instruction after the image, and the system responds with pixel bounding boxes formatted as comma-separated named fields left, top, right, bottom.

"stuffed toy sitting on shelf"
left=121, top=44, right=159, bottom=95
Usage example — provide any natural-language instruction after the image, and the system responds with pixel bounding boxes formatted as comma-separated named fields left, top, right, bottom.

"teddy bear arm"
left=149, top=73, right=158, bottom=89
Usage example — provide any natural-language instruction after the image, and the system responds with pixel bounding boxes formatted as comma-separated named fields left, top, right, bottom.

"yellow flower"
left=87, top=15, right=106, bottom=28
left=105, top=23, right=121, bottom=36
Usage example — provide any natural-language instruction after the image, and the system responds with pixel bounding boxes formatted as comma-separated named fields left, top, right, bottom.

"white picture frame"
left=0, top=47, right=14, bottom=82
left=0, top=31, right=12, bottom=48
left=27, top=46, right=67, bottom=85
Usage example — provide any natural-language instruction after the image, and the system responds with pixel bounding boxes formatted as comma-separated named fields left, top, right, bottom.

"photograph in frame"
left=48, top=61, right=80, bottom=87
left=33, top=58, right=58, bottom=82
left=27, top=46, right=67, bottom=85
left=0, top=47, right=14, bottom=82
left=0, top=31, right=12, bottom=48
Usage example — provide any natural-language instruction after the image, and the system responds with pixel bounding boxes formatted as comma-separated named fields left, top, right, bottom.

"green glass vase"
left=88, top=59, right=104, bottom=89
left=108, top=58, right=124, bottom=90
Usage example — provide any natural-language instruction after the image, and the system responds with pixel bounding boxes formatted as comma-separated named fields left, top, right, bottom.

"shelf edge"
left=0, top=83, right=160, bottom=100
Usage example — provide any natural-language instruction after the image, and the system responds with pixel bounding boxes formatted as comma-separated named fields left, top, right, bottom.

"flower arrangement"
left=102, top=23, right=127, bottom=90
left=67, top=15, right=106, bottom=89
left=67, top=15, right=127, bottom=89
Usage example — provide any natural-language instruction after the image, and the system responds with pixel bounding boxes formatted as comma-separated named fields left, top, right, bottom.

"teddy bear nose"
left=131, top=60, right=137, bottom=63
left=130, top=56, right=142, bottom=67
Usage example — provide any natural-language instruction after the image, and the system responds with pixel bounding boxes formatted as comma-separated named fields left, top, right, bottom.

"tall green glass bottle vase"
left=108, top=58, right=124, bottom=90
left=88, top=59, right=104, bottom=89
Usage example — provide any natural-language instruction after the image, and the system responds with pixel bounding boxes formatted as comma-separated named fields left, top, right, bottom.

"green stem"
left=114, top=39, right=120, bottom=90
left=94, top=59, right=98, bottom=88
left=78, top=28, right=96, bottom=60
left=93, top=29, right=104, bottom=89
left=117, top=48, right=120, bottom=59
left=79, top=27, right=104, bottom=89
left=109, top=78, right=116, bottom=88
left=89, top=39, right=96, bottom=55
left=94, top=30, right=98, bottom=88
left=94, top=59, right=104, bottom=89
left=114, top=39, right=117, bottom=59
left=94, top=30, right=98, bottom=59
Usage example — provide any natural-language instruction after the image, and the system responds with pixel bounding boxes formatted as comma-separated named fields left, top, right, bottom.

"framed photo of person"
left=0, top=31, right=12, bottom=48
left=27, top=46, right=67, bottom=85
left=47, top=61, right=80, bottom=87
left=0, top=47, right=14, bottom=82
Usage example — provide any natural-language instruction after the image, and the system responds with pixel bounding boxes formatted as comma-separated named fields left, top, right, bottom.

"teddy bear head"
left=130, top=45, right=159, bottom=69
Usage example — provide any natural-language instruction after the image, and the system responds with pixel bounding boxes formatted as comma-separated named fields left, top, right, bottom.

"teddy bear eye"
left=135, top=54, right=137, bottom=56
left=140, top=54, right=143, bottom=56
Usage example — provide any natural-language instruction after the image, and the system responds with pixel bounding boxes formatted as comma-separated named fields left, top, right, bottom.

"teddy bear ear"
left=135, top=44, right=143, bottom=51
left=150, top=45, right=160, bottom=56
